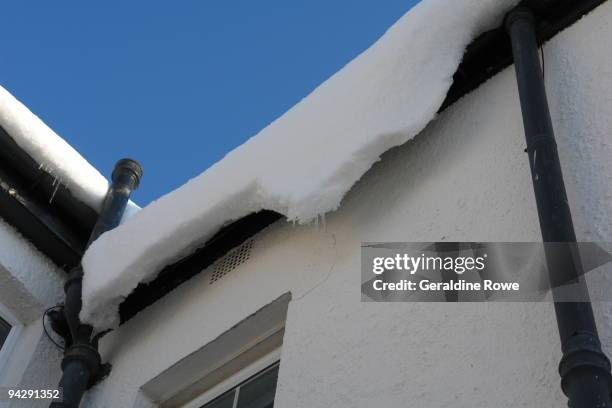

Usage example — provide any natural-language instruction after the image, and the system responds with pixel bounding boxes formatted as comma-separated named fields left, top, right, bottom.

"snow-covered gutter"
left=0, top=86, right=139, bottom=216
left=115, top=0, right=608, bottom=328
left=0, top=87, right=139, bottom=268
left=80, top=0, right=609, bottom=332
left=81, top=0, right=521, bottom=331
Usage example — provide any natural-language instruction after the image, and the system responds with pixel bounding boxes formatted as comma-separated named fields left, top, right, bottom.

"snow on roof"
left=0, top=86, right=140, bottom=218
left=81, top=0, right=518, bottom=331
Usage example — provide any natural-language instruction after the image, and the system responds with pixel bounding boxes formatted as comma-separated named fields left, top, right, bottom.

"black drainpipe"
left=49, top=159, right=142, bottom=408
left=505, top=8, right=612, bottom=407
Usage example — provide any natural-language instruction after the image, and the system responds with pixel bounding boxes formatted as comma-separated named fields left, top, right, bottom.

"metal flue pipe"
left=506, top=8, right=612, bottom=408
left=50, top=159, right=142, bottom=408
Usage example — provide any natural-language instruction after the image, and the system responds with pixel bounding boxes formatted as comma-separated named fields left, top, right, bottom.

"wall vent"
left=210, top=240, right=253, bottom=284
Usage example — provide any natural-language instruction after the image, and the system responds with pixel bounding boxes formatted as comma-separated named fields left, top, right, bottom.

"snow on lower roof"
left=80, top=0, right=518, bottom=331
left=0, top=86, right=140, bottom=219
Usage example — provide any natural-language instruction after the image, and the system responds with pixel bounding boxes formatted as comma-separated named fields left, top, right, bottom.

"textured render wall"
left=0, top=219, right=64, bottom=407
left=84, top=4, right=611, bottom=407
left=0, top=219, right=63, bottom=324
left=542, top=7, right=612, bottom=354
left=274, top=69, right=556, bottom=407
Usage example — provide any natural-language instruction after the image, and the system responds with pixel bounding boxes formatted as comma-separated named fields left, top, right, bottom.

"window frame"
left=0, top=302, right=22, bottom=372
left=183, top=349, right=281, bottom=408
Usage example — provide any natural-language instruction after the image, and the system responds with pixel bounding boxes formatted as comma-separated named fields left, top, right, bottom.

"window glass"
left=236, top=365, right=279, bottom=408
left=201, top=363, right=279, bottom=408
left=0, top=316, right=11, bottom=351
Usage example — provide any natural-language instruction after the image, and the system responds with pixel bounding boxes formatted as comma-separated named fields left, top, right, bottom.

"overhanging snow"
left=0, top=86, right=139, bottom=218
left=81, top=0, right=519, bottom=331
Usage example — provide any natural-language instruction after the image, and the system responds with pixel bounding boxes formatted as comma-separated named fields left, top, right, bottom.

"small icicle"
left=314, top=214, right=319, bottom=230
left=321, top=213, right=327, bottom=231
left=49, top=178, right=61, bottom=204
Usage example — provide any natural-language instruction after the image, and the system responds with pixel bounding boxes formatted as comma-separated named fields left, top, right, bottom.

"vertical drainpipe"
left=505, top=8, right=612, bottom=408
left=50, top=159, right=142, bottom=408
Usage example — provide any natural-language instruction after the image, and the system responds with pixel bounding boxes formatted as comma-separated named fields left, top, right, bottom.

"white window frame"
left=183, top=348, right=281, bottom=408
left=0, top=301, right=23, bottom=372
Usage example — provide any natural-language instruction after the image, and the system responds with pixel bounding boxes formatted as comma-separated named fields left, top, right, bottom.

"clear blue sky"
left=1, top=1, right=419, bottom=205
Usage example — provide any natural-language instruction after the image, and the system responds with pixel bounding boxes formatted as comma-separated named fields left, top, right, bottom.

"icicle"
left=49, top=178, right=61, bottom=204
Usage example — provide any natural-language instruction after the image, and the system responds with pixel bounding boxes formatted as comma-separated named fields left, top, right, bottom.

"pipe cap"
left=112, top=158, right=143, bottom=189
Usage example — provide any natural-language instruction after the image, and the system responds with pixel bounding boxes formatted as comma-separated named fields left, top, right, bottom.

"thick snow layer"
left=81, top=0, right=518, bottom=331
left=0, top=86, right=139, bottom=217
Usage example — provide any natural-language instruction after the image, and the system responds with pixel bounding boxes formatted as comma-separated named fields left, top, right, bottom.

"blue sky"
left=1, top=1, right=418, bottom=204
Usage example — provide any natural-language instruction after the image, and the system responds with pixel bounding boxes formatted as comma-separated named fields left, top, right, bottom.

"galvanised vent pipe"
left=50, top=159, right=142, bottom=408
left=506, top=8, right=612, bottom=408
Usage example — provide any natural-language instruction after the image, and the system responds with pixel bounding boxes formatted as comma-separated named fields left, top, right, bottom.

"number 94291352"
left=3, top=388, right=61, bottom=400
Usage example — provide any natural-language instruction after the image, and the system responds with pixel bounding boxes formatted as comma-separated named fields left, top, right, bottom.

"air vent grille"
left=210, top=240, right=253, bottom=284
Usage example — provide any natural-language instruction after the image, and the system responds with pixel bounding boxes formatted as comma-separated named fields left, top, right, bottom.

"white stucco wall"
left=53, top=3, right=612, bottom=407
left=0, top=219, right=64, bottom=407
